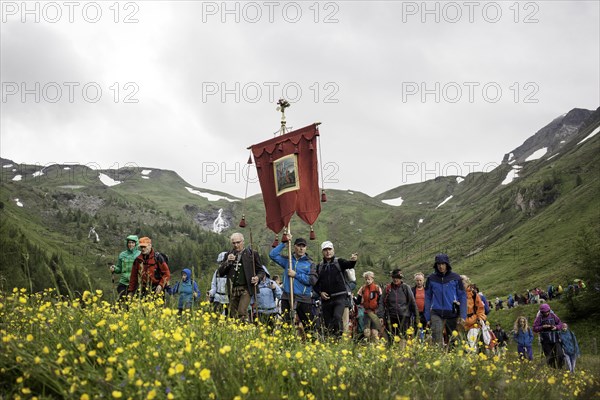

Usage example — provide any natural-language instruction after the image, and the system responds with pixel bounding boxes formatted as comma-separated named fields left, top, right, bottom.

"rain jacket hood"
left=182, top=268, right=192, bottom=282
left=114, top=235, right=141, bottom=286
left=433, top=253, right=452, bottom=273
left=125, top=235, right=139, bottom=252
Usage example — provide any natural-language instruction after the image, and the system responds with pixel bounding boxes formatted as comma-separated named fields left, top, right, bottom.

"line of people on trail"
left=494, top=279, right=587, bottom=311
left=110, top=233, right=581, bottom=372
left=510, top=304, right=581, bottom=372
left=110, top=235, right=200, bottom=314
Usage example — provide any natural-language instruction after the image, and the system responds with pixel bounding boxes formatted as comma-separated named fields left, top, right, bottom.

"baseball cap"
left=321, top=241, right=334, bottom=250
left=294, top=237, right=307, bottom=246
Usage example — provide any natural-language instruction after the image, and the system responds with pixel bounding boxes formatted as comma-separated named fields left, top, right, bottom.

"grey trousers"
left=430, top=314, right=459, bottom=346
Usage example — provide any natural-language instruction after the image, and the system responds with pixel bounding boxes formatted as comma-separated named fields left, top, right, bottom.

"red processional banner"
left=249, top=123, right=321, bottom=234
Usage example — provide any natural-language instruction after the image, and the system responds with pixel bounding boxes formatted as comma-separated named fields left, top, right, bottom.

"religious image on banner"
left=274, top=154, right=299, bottom=196
left=249, top=123, right=321, bottom=234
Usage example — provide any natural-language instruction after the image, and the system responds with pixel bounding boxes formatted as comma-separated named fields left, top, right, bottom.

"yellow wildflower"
left=200, top=368, right=211, bottom=381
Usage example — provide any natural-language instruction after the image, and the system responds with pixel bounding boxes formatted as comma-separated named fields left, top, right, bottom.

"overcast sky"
left=1, top=1, right=598, bottom=198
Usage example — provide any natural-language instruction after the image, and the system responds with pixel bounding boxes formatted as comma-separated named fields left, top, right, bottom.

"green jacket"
left=114, top=235, right=141, bottom=286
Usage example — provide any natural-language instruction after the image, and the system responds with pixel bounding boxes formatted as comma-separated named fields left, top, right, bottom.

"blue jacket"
left=560, top=330, right=580, bottom=357
left=513, top=328, right=534, bottom=347
left=423, top=256, right=467, bottom=322
left=478, top=293, right=490, bottom=315
left=269, top=243, right=317, bottom=303
left=169, top=268, right=201, bottom=309
left=256, top=278, right=282, bottom=314
left=208, top=269, right=229, bottom=304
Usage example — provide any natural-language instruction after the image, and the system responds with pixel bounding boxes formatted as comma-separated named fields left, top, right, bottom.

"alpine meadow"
left=1, top=107, right=599, bottom=399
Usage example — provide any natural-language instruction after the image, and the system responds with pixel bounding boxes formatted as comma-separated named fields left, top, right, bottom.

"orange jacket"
left=464, top=288, right=486, bottom=330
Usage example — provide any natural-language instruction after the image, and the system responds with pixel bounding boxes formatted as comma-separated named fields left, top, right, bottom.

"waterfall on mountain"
left=212, top=209, right=229, bottom=234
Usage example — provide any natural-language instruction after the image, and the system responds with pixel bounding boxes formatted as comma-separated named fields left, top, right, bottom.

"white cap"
left=321, top=241, right=334, bottom=250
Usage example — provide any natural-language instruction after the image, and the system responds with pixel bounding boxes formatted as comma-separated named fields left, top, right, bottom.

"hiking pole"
left=191, top=263, right=196, bottom=320
left=287, top=223, right=296, bottom=323
left=107, top=262, right=117, bottom=302
left=249, top=228, right=257, bottom=324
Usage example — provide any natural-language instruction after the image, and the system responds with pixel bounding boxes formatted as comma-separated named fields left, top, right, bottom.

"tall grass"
left=1, top=288, right=598, bottom=399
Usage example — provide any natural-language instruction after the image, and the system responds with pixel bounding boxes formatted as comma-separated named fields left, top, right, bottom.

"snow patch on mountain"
left=3, top=164, right=13, bottom=168
left=185, top=187, right=238, bottom=202
left=436, top=195, right=453, bottom=209
left=578, top=125, right=600, bottom=145
left=525, top=147, right=548, bottom=162
left=99, top=173, right=121, bottom=187
left=456, top=177, right=464, bottom=184
left=382, top=197, right=403, bottom=206
left=12, top=175, right=22, bottom=181
left=60, top=185, right=85, bottom=189
left=14, top=198, right=23, bottom=207
left=502, top=165, right=522, bottom=185
left=141, top=169, right=152, bottom=175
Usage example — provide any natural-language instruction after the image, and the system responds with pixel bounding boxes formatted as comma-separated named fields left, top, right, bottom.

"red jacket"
left=128, top=249, right=170, bottom=293
left=359, top=283, right=382, bottom=312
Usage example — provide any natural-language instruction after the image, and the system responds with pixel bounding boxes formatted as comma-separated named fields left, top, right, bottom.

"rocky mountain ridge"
left=502, top=108, right=594, bottom=165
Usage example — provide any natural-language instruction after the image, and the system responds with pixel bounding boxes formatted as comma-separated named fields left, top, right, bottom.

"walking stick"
left=287, top=223, right=296, bottom=323
left=249, top=229, right=257, bottom=324
left=191, top=263, right=196, bottom=318
left=107, top=262, right=117, bottom=302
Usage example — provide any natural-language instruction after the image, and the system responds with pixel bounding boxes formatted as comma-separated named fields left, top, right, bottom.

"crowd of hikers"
left=495, top=281, right=586, bottom=311
left=111, top=233, right=582, bottom=373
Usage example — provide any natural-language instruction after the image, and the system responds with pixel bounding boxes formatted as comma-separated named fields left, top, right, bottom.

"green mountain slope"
left=0, top=108, right=598, bottom=306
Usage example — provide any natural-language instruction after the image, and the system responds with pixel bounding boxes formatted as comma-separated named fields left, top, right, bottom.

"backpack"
left=478, top=293, right=490, bottom=315
left=344, top=268, right=357, bottom=290
left=153, top=251, right=169, bottom=281
left=317, top=258, right=356, bottom=292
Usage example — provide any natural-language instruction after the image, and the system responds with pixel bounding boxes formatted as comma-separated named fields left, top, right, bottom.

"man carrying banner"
left=270, top=236, right=318, bottom=334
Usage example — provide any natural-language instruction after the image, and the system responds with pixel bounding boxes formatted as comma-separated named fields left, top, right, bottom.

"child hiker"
left=169, top=268, right=201, bottom=314
left=560, top=323, right=580, bottom=373
left=512, top=316, right=534, bottom=361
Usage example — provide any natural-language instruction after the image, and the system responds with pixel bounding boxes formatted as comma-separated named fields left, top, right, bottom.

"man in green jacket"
left=110, top=235, right=140, bottom=300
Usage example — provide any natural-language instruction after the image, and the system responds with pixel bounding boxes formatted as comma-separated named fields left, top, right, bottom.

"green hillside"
left=0, top=109, right=598, bottom=311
